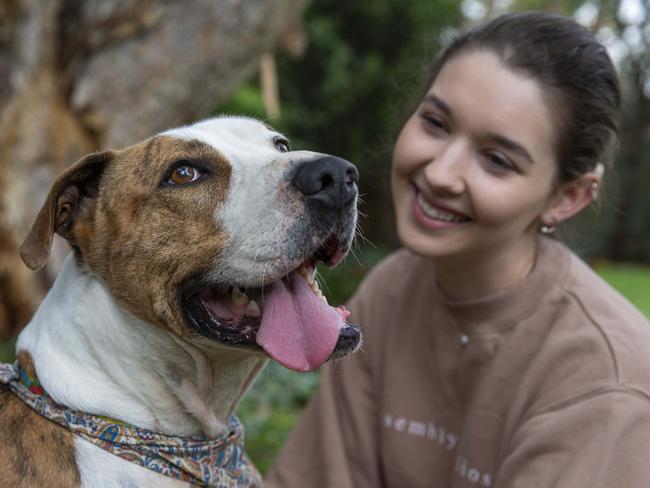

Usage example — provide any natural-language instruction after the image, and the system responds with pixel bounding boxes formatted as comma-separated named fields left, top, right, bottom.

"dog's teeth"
left=310, top=279, right=321, bottom=293
left=246, top=300, right=261, bottom=317
left=299, top=265, right=316, bottom=285
left=231, top=287, right=249, bottom=306
left=299, top=265, right=326, bottom=302
left=298, top=266, right=309, bottom=280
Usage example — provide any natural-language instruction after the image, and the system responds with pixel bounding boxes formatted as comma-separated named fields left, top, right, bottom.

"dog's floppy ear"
left=20, top=151, right=114, bottom=271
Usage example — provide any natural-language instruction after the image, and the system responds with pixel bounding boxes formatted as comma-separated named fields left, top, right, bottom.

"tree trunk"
left=0, top=0, right=308, bottom=338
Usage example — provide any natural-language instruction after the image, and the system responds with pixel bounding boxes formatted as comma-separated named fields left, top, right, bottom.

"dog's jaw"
left=16, top=255, right=267, bottom=437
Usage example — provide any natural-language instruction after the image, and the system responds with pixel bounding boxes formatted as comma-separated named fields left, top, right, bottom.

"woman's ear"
left=540, top=167, right=602, bottom=228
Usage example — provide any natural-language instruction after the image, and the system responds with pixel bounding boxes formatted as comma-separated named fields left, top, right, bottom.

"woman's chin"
left=397, top=224, right=466, bottom=260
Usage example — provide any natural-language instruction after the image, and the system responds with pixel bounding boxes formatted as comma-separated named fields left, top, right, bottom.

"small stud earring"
left=591, top=182, right=599, bottom=201
left=540, top=224, right=556, bottom=234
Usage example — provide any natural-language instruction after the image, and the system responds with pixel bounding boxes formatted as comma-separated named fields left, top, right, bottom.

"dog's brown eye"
left=275, top=139, right=291, bottom=153
left=169, top=164, right=198, bottom=185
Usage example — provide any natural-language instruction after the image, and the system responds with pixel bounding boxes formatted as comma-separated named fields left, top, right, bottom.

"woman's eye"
left=421, top=113, right=448, bottom=132
left=275, top=139, right=291, bottom=153
left=168, top=164, right=200, bottom=185
left=484, top=152, right=515, bottom=172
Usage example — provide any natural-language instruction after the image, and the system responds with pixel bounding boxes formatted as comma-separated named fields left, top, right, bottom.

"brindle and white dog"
left=0, top=117, right=360, bottom=486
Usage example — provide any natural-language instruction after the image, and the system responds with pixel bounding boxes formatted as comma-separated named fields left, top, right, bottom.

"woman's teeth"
left=416, top=193, right=468, bottom=223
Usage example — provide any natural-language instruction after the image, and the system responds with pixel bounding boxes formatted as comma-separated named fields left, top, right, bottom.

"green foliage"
left=509, top=0, right=585, bottom=13
left=0, top=338, right=15, bottom=363
left=216, top=84, right=267, bottom=120
left=274, top=0, right=463, bottom=164
left=237, top=362, right=320, bottom=474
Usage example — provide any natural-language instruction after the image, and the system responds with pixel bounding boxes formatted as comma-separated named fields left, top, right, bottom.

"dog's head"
left=20, top=116, right=361, bottom=371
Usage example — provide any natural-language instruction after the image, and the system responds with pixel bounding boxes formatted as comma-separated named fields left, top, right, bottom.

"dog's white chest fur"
left=76, top=439, right=187, bottom=487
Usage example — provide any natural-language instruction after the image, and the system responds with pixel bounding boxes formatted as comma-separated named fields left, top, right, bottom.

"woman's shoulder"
left=538, top=239, right=650, bottom=397
left=539, top=238, right=646, bottom=325
left=559, top=242, right=648, bottom=330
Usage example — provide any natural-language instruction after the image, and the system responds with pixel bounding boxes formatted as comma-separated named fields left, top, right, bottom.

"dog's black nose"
left=292, top=156, right=359, bottom=211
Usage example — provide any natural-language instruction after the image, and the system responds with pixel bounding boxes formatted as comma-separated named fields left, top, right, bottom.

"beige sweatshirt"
left=265, top=237, right=650, bottom=487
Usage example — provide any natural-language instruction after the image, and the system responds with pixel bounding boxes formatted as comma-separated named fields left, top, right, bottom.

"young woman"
left=266, top=11, right=650, bottom=487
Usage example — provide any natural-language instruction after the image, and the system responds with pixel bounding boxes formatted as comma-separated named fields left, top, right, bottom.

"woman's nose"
left=423, top=141, right=467, bottom=196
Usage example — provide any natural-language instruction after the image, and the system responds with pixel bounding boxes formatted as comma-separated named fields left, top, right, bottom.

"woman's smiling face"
left=392, top=49, right=560, bottom=261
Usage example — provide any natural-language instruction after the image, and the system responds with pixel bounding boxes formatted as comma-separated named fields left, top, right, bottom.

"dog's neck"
left=16, top=254, right=267, bottom=438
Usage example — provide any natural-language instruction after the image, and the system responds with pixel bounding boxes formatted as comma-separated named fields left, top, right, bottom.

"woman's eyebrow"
left=487, top=133, right=534, bottom=164
left=423, top=94, right=452, bottom=117
left=423, top=93, right=534, bottom=164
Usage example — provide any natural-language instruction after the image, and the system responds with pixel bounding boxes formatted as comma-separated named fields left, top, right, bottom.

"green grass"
left=594, top=263, right=650, bottom=318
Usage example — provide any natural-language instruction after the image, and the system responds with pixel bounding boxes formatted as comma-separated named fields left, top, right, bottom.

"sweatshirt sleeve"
left=494, top=389, right=650, bottom=487
left=264, top=283, right=383, bottom=488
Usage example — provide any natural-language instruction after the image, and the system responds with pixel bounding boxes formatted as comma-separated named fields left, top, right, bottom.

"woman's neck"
left=432, top=235, right=539, bottom=301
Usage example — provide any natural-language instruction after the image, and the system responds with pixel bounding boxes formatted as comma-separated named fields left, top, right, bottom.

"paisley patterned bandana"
left=0, top=362, right=261, bottom=487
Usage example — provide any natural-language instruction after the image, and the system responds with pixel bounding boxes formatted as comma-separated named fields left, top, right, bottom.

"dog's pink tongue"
left=256, top=272, right=343, bottom=372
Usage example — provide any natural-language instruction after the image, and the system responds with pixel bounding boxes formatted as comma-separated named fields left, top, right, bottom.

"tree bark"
left=0, top=0, right=308, bottom=338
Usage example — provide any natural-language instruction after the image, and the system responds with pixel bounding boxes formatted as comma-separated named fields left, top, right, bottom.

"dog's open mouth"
left=182, top=235, right=361, bottom=372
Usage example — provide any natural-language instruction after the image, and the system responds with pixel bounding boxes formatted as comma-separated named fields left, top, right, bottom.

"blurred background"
left=1, top=0, right=648, bottom=474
